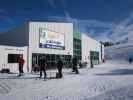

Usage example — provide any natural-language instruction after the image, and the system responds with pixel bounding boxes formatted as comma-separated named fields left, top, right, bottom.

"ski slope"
left=0, top=61, right=133, bottom=100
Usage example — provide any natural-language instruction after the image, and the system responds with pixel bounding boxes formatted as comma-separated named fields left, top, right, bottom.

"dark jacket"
left=57, top=60, right=63, bottom=70
left=72, top=58, right=78, bottom=66
left=39, top=58, right=46, bottom=69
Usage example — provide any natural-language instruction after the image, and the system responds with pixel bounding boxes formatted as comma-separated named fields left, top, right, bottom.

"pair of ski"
left=35, top=77, right=48, bottom=81
left=35, top=76, right=61, bottom=81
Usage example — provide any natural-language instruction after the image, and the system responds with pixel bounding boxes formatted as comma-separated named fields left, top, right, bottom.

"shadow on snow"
left=95, top=69, right=133, bottom=76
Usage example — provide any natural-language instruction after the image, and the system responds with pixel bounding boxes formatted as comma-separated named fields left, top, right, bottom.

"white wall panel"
left=82, top=34, right=103, bottom=66
left=29, top=22, right=73, bottom=55
left=0, top=45, right=28, bottom=73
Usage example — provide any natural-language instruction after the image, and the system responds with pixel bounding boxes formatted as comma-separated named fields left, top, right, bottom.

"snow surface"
left=0, top=61, right=133, bottom=100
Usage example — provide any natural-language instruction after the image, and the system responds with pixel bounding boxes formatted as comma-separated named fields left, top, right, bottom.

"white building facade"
left=28, top=22, right=73, bottom=71
left=0, top=45, right=27, bottom=73
left=82, top=34, right=104, bottom=66
left=0, top=21, right=104, bottom=73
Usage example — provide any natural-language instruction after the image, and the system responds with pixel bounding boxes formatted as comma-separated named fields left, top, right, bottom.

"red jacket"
left=18, top=58, right=25, bottom=65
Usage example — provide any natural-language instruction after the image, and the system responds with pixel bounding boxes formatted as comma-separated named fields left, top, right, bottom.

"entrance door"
left=90, top=51, right=99, bottom=65
left=32, top=53, right=39, bottom=66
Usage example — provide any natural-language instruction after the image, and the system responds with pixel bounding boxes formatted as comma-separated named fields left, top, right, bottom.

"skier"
left=18, top=55, right=25, bottom=76
left=129, top=58, right=133, bottom=64
left=72, top=57, right=79, bottom=74
left=56, top=57, right=63, bottom=78
left=39, top=56, right=47, bottom=79
left=90, top=58, right=94, bottom=68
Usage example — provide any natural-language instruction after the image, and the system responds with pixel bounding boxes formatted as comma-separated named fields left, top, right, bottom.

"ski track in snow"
left=88, top=83, right=133, bottom=100
left=0, top=81, right=11, bottom=94
left=0, top=61, right=133, bottom=100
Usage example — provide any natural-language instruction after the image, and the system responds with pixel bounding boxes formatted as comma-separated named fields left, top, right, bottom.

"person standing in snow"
left=129, top=58, right=133, bottom=64
left=18, top=55, right=25, bottom=76
left=56, top=57, right=63, bottom=78
left=90, top=58, right=94, bottom=68
left=72, top=57, right=79, bottom=74
left=39, top=56, right=47, bottom=79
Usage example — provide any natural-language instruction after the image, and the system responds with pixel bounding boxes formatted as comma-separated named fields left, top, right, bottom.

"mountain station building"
left=0, top=22, right=104, bottom=73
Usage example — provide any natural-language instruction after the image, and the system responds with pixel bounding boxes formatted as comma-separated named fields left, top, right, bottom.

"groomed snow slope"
left=0, top=61, right=133, bottom=100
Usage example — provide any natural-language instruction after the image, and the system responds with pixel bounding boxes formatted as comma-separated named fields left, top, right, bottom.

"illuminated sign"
left=39, top=28, right=65, bottom=50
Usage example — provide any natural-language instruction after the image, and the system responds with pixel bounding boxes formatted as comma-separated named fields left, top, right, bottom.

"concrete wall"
left=0, top=45, right=28, bottom=73
left=82, top=33, right=103, bottom=66
left=28, top=22, right=73, bottom=71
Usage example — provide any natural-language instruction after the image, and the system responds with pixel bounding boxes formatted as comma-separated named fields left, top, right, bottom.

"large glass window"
left=32, top=53, right=72, bottom=69
left=8, top=54, right=21, bottom=63
left=73, top=38, right=82, bottom=60
left=90, top=51, right=99, bottom=65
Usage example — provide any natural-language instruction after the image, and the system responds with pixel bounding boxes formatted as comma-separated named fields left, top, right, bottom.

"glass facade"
left=73, top=33, right=82, bottom=61
left=90, top=51, right=99, bottom=65
left=32, top=53, right=72, bottom=69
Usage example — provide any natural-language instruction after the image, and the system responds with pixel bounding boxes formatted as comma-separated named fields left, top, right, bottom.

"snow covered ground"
left=0, top=61, right=133, bottom=100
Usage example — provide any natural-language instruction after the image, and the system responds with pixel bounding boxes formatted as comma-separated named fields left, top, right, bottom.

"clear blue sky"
left=0, top=0, right=133, bottom=41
